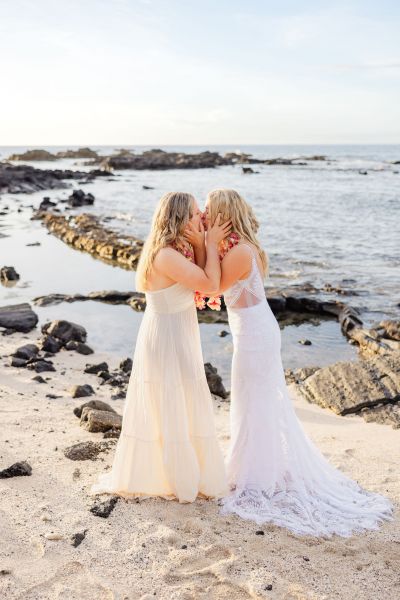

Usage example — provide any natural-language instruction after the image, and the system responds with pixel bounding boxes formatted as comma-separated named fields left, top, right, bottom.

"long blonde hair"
left=136, top=191, right=195, bottom=291
left=207, top=188, right=268, bottom=277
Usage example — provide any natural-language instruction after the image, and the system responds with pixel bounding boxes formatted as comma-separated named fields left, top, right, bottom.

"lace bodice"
left=224, top=244, right=266, bottom=309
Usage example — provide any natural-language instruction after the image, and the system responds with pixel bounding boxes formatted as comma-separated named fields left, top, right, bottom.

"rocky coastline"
left=0, top=162, right=111, bottom=194
left=1, top=161, right=399, bottom=431
left=6, top=146, right=328, bottom=171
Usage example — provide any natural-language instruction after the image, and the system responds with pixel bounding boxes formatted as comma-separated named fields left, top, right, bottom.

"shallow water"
left=1, top=145, right=399, bottom=386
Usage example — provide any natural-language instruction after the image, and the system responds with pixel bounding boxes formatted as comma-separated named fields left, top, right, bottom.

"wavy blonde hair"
left=136, top=191, right=195, bottom=291
left=206, top=188, right=268, bottom=277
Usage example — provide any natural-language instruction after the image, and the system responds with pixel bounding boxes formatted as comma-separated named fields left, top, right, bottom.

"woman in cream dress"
left=90, top=192, right=230, bottom=503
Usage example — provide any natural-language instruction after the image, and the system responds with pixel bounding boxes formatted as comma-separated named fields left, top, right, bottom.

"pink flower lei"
left=171, top=232, right=241, bottom=311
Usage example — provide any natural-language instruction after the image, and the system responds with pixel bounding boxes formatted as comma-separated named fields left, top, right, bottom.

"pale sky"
left=1, top=0, right=399, bottom=144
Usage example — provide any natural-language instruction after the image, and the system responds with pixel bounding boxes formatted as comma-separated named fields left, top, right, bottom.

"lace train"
left=221, top=244, right=394, bottom=537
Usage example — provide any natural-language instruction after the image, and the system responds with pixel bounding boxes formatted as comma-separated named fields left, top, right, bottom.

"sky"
left=0, top=0, right=399, bottom=145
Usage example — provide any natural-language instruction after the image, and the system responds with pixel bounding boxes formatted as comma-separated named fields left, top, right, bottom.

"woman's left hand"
left=183, top=220, right=205, bottom=249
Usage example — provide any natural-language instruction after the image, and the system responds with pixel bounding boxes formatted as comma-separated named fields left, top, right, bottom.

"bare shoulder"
left=154, top=246, right=182, bottom=266
left=222, top=243, right=252, bottom=263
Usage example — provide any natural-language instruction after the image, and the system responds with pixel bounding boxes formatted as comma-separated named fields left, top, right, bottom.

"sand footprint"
left=17, top=560, right=114, bottom=600
left=165, top=544, right=252, bottom=600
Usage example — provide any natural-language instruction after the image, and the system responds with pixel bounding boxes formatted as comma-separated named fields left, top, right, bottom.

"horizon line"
left=1, top=142, right=400, bottom=147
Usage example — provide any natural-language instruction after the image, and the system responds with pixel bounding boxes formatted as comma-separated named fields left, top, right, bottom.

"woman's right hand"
left=206, top=213, right=232, bottom=245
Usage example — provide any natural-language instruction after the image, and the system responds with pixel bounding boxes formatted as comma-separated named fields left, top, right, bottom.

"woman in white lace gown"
left=202, top=188, right=394, bottom=537
left=90, top=192, right=230, bottom=503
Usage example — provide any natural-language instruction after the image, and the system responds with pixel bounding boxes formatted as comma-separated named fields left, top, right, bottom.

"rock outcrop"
left=292, top=319, right=400, bottom=428
left=8, top=149, right=58, bottom=161
left=33, top=212, right=144, bottom=270
left=0, top=163, right=110, bottom=194
left=98, top=149, right=233, bottom=171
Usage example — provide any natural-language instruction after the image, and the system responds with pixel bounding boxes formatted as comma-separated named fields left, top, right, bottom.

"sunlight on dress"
left=90, top=282, right=228, bottom=503
left=220, top=244, right=394, bottom=537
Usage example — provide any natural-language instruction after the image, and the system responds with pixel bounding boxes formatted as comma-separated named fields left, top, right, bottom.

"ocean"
left=1, top=144, right=399, bottom=385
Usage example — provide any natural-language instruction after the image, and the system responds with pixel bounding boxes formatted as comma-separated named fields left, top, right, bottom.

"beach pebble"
left=84, top=361, right=109, bottom=374
left=70, top=384, right=95, bottom=398
left=64, top=440, right=114, bottom=461
left=0, top=461, right=32, bottom=478
left=90, top=496, right=119, bottom=518
left=40, top=513, right=52, bottom=522
left=71, top=529, right=87, bottom=547
left=0, top=266, right=20, bottom=282
left=28, top=359, right=56, bottom=373
left=44, top=532, right=64, bottom=541
left=298, top=339, right=312, bottom=345
left=218, top=330, right=229, bottom=337
left=32, top=374, right=47, bottom=383
left=65, top=340, right=94, bottom=355
left=103, top=427, right=121, bottom=439
left=73, top=399, right=116, bottom=418
left=80, top=407, right=122, bottom=433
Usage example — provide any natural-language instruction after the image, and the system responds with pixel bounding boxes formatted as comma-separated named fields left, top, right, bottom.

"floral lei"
left=172, top=232, right=240, bottom=311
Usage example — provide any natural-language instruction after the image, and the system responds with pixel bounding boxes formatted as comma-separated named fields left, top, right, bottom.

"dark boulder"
left=84, top=362, right=109, bottom=375
left=41, top=319, right=87, bottom=344
left=0, top=266, right=20, bottom=282
left=119, top=357, right=132, bottom=374
left=0, top=461, right=32, bottom=478
left=27, top=359, right=56, bottom=373
left=64, top=340, right=94, bottom=355
left=12, top=343, right=40, bottom=360
left=204, top=363, right=228, bottom=399
left=0, top=303, right=38, bottom=333
left=67, top=189, right=95, bottom=207
left=39, top=197, right=57, bottom=211
left=73, top=399, right=117, bottom=418
left=70, top=384, right=95, bottom=398
left=40, top=335, right=63, bottom=353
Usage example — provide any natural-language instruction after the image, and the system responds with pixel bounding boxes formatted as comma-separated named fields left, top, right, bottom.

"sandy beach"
left=1, top=327, right=398, bottom=600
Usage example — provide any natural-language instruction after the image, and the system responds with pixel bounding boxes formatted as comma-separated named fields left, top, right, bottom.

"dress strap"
left=240, top=243, right=258, bottom=269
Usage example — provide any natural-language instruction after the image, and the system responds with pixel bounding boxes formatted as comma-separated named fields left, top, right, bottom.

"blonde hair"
left=207, top=188, right=268, bottom=277
left=136, top=191, right=195, bottom=291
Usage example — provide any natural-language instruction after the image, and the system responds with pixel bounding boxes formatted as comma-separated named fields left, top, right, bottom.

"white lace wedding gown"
left=90, top=282, right=228, bottom=503
left=219, top=244, right=394, bottom=537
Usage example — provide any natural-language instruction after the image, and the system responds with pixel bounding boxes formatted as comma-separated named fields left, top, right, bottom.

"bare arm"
left=154, top=216, right=231, bottom=294
left=198, top=244, right=252, bottom=296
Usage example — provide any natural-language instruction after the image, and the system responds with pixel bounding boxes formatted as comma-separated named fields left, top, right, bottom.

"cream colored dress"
left=89, top=282, right=228, bottom=503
